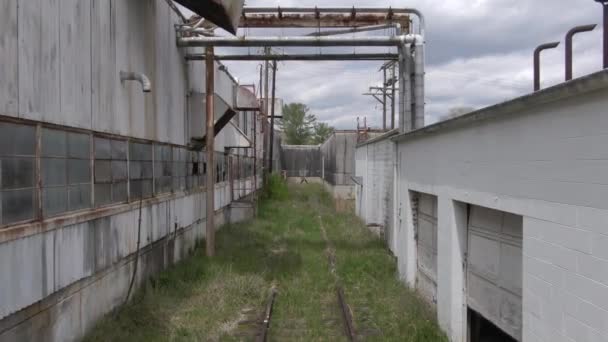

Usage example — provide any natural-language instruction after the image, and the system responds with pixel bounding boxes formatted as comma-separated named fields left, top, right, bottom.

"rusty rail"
left=337, top=286, right=358, bottom=342
left=256, top=286, right=278, bottom=342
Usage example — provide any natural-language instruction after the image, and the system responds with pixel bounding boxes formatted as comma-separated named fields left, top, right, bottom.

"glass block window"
left=0, top=122, right=37, bottom=226
left=94, top=137, right=128, bottom=207
left=41, top=128, right=91, bottom=217
left=129, top=142, right=153, bottom=199
left=154, top=144, right=172, bottom=195
left=172, top=147, right=186, bottom=192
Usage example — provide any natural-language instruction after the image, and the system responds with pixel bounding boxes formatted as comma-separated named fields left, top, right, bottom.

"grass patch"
left=84, top=182, right=446, bottom=342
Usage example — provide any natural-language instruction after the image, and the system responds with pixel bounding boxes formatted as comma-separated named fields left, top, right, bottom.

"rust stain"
left=240, top=13, right=410, bottom=30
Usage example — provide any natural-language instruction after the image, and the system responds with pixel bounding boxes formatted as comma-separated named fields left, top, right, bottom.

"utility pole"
left=391, top=63, right=396, bottom=129
left=268, top=61, right=277, bottom=173
left=263, top=47, right=270, bottom=182
left=382, top=68, right=387, bottom=131
left=205, top=46, right=216, bottom=257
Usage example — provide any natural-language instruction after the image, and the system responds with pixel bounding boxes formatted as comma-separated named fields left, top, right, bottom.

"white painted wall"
left=357, top=70, right=608, bottom=342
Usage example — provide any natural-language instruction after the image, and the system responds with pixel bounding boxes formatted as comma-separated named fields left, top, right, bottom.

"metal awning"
left=174, top=0, right=244, bottom=34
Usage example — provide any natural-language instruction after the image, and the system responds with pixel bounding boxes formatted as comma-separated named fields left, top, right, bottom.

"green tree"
left=311, top=122, right=334, bottom=145
left=279, top=103, right=317, bottom=145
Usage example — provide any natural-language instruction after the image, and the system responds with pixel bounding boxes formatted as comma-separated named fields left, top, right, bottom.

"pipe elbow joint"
left=120, top=71, right=152, bottom=93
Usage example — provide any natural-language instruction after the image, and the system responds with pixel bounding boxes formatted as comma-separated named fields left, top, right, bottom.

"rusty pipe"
left=242, top=7, right=425, bottom=36
left=566, top=24, right=597, bottom=81
left=533, top=42, right=560, bottom=91
left=596, top=0, right=608, bottom=68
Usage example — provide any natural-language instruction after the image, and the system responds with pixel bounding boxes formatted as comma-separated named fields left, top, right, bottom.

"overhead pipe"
left=566, top=24, right=597, bottom=81
left=306, top=23, right=402, bottom=37
left=185, top=53, right=400, bottom=61
left=595, top=0, right=608, bottom=68
left=241, top=7, right=425, bottom=36
left=533, top=42, right=560, bottom=91
left=120, top=71, right=152, bottom=93
left=177, top=35, right=417, bottom=47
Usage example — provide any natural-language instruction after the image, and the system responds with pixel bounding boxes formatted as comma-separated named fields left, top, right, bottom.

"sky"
left=181, top=0, right=606, bottom=129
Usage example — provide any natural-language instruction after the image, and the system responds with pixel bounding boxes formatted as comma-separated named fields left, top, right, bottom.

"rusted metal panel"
left=241, top=13, right=410, bottom=29
left=175, top=0, right=244, bottom=34
left=467, top=206, right=523, bottom=341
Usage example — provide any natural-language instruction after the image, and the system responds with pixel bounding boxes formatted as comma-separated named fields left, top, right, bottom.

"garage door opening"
left=411, top=192, right=438, bottom=308
left=466, top=205, right=523, bottom=341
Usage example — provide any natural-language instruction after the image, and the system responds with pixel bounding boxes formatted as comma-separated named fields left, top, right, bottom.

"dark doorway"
left=469, top=309, right=517, bottom=342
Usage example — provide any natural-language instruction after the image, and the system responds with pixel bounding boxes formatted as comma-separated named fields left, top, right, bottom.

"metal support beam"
left=205, top=46, right=216, bottom=257
left=534, top=42, right=560, bottom=91
left=186, top=53, right=400, bottom=61
left=240, top=13, right=410, bottom=29
left=566, top=24, right=596, bottom=81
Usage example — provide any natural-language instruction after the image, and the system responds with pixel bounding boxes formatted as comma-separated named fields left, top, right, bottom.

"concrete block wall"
left=354, top=131, right=397, bottom=246
left=356, top=70, right=608, bottom=341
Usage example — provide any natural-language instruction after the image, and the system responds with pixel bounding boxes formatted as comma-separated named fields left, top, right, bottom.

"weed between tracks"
left=85, top=177, right=446, bottom=342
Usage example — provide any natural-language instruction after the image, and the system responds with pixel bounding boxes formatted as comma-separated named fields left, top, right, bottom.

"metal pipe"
left=177, top=35, right=416, bottom=47
left=241, top=7, right=425, bottom=35
left=186, top=53, right=400, bottom=61
left=399, top=43, right=412, bottom=132
left=533, top=42, right=560, bottom=91
left=413, top=40, right=425, bottom=129
left=566, top=24, right=597, bottom=81
left=119, top=71, right=152, bottom=93
left=269, top=61, right=277, bottom=173
left=306, top=23, right=401, bottom=37
left=205, top=46, right=216, bottom=257
left=595, top=0, right=608, bottom=68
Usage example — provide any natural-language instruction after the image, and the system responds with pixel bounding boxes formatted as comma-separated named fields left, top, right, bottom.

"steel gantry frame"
left=176, top=6, right=426, bottom=255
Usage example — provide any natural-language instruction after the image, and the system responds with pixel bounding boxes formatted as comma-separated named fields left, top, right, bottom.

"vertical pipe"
left=382, top=68, right=387, bottom=131
left=269, top=61, right=277, bottom=173
left=413, top=40, right=425, bottom=129
left=533, top=42, right=560, bottom=91
left=391, top=64, right=396, bottom=130
left=605, top=3, right=608, bottom=68
left=399, top=43, right=412, bottom=132
left=205, top=46, right=216, bottom=257
left=253, top=112, right=257, bottom=192
left=565, top=24, right=596, bottom=81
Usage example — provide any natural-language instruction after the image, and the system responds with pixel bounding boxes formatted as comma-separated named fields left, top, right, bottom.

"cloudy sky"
left=186, top=0, right=606, bottom=129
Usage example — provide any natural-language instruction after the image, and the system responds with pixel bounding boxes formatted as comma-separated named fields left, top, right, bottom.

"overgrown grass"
left=84, top=181, right=446, bottom=342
